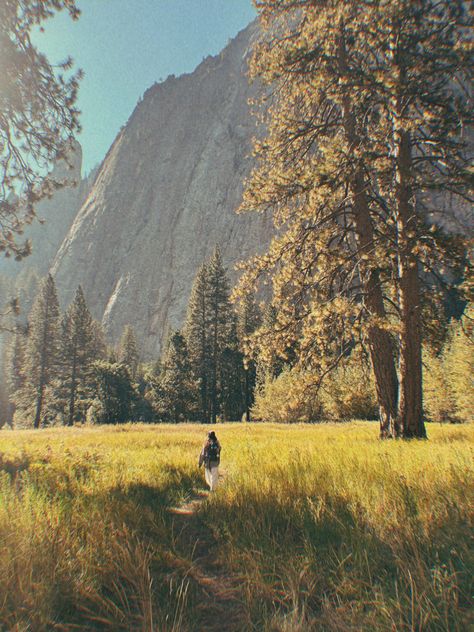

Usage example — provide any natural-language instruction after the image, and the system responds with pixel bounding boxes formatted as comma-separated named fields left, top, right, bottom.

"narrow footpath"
left=168, top=485, right=248, bottom=632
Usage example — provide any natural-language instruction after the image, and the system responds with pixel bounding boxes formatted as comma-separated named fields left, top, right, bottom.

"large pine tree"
left=237, top=0, right=471, bottom=438
left=22, top=274, right=60, bottom=428
left=157, top=330, right=194, bottom=421
left=184, top=262, right=211, bottom=421
left=59, top=286, right=97, bottom=426
left=185, top=249, right=241, bottom=422
left=206, top=248, right=235, bottom=423
left=367, top=0, right=472, bottom=436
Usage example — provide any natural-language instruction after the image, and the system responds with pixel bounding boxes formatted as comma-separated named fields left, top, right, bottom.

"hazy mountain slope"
left=0, top=142, right=94, bottom=281
left=52, top=23, right=272, bottom=356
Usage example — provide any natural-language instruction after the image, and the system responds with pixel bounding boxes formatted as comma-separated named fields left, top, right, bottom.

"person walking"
left=199, top=431, right=221, bottom=491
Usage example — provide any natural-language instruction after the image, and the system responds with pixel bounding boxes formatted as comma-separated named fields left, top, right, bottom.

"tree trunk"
left=68, top=346, right=77, bottom=426
left=338, top=23, right=400, bottom=437
left=33, top=301, right=50, bottom=429
left=395, top=129, right=426, bottom=438
left=211, top=302, right=218, bottom=424
left=244, top=368, right=250, bottom=422
left=33, top=382, right=45, bottom=429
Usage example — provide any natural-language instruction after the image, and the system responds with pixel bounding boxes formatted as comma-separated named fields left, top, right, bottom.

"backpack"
left=207, top=440, right=220, bottom=465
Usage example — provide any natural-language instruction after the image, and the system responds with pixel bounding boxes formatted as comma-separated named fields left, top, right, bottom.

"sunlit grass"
left=0, top=422, right=472, bottom=630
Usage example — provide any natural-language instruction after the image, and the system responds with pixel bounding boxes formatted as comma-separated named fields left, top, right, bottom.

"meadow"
left=0, top=422, right=472, bottom=631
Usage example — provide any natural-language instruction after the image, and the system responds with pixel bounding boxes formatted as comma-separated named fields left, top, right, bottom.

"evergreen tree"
left=58, top=286, right=97, bottom=426
left=1, top=0, right=81, bottom=259
left=236, top=0, right=471, bottom=438
left=185, top=250, right=244, bottom=422
left=5, top=325, right=27, bottom=396
left=184, top=263, right=211, bottom=421
left=90, top=361, right=135, bottom=424
left=117, top=324, right=140, bottom=380
left=206, top=248, right=236, bottom=423
left=157, top=331, right=194, bottom=421
left=236, top=294, right=262, bottom=421
left=21, top=274, right=60, bottom=428
left=220, top=316, right=245, bottom=421
left=4, top=325, right=28, bottom=426
left=444, top=307, right=474, bottom=422
left=367, top=0, right=471, bottom=436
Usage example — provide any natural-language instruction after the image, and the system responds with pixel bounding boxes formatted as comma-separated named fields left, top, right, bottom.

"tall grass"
left=0, top=422, right=472, bottom=631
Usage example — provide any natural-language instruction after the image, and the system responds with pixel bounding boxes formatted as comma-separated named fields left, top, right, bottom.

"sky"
left=33, top=0, right=257, bottom=176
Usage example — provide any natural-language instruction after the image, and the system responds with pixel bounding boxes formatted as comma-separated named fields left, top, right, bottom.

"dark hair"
left=208, top=431, right=217, bottom=441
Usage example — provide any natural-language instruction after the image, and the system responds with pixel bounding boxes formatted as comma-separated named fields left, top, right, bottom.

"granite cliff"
left=51, top=22, right=271, bottom=356
left=0, top=143, right=97, bottom=320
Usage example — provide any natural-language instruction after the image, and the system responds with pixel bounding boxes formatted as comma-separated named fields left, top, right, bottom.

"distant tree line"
left=1, top=248, right=263, bottom=427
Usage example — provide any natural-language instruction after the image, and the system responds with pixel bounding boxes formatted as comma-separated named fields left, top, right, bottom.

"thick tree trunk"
left=351, top=171, right=400, bottom=438
left=338, top=23, right=400, bottom=437
left=395, top=129, right=426, bottom=438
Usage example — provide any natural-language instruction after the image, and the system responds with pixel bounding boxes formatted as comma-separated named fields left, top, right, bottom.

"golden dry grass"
left=0, top=422, right=472, bottom=631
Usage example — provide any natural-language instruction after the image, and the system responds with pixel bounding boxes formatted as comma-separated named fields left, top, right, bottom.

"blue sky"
left=34, top=1, right=257, bottom=176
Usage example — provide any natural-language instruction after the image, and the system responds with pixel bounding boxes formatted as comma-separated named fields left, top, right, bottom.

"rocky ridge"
left=51, top=22, right=271, bottom=356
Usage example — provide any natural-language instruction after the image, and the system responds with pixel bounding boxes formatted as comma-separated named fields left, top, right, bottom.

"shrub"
left=252, top=368, right=324, bottom=423
left=252, top=352, right=378, bottom=423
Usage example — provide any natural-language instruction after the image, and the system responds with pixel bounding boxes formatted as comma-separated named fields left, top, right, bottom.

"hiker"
left=198, top=431, right=221, bottom=491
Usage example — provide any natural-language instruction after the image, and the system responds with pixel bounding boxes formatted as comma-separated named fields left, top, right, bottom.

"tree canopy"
left=0, top=0, right=82, bottom=260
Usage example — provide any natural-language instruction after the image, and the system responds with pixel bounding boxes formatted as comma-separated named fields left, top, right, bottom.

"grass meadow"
left=0, top=422, right=472, bottom=631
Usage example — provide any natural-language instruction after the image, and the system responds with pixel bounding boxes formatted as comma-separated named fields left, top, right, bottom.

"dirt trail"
left=168, top=481, right=248, bottom=632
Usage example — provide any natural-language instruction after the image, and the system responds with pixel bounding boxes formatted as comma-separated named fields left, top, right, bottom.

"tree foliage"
left=237, top=0, right=472, bottom=438
left=0, top=0, right=82, bottom=260
left=18, top=274, right=60, bottom=427
left=153, top=330, right=195, bottom=421
left=58, top=286, right=101, bottom=426
left=117, top=324, right=140, bottom=380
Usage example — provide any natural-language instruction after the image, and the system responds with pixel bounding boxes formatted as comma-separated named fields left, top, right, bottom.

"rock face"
left=0, top=142, right=97, bottom=323
left=52, top=22, right=271, bottom=356
left=0, top=142, right=94, bottom=280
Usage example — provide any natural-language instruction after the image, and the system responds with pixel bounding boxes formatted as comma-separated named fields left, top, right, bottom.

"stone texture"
left=52, top=22, right=272, bottom=356
left=0, top=141, right=94, bottom=280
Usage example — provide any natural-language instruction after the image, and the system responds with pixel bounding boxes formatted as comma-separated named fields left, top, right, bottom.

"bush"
left=252, top=352, right=378, bottom=422
left=252, top=368, right=324, bottom=423
left=423, top=305, right=473, bottom=423
left=321, top=356, right=378, bottom=420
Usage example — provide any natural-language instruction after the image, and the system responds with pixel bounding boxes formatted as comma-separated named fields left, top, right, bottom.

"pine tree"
left=90, top=361, right=136, bottom=424
left=157, top=331, right=194, bottom=421
left=185, top=250, right=243, bottom=422
left=5, top=325, right=27, bottom=396
left=59, top=286, right=97, bottom=426
left=236, top=294, right=262, bottom=421
left=1, top=0, right=81, bottom=259
left=4, top=325, right=27, bottom=426
left=21, top=274, right=60, bottom=428
left=236, top=0, right=471, bottom=438
left=220, top=316, right=245, bottom=421
left=184, top=263, right=211, bottom=421
left=366, top=0, right=471, bottom=436
left=206, top=248, right=235, bottom=423
left=117, top=324, right=140, bottom=380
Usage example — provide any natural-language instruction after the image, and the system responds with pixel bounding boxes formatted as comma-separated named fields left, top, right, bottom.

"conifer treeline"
left=2, top=249, right=261, bottom=427
left=152, top=248, right=261, bottom=423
